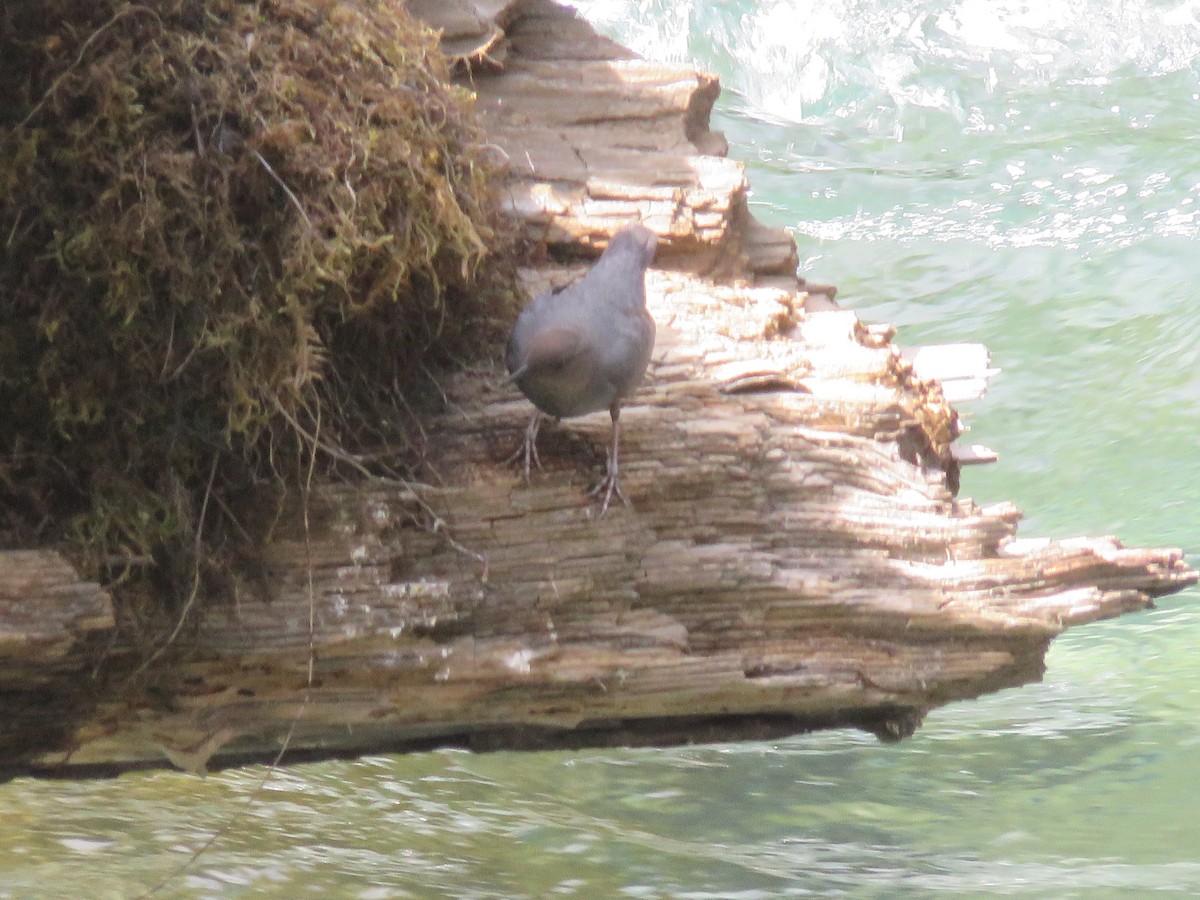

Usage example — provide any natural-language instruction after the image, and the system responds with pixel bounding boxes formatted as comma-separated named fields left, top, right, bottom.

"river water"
left=4, top=1, right=1200, bottom=896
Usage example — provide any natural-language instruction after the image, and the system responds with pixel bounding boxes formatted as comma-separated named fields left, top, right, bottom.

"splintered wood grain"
left=0, top=2, right=1195, bottom=775
left=461, top=0, right=794, bottom=276
left=0, top=551, right=111, bottom=674
left=9, top=265, right=1191, bottom=774
left=407, top=0, right=797, bottom=276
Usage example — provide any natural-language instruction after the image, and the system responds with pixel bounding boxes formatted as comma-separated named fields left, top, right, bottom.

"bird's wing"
left=519, top=325, right=586, bottom=375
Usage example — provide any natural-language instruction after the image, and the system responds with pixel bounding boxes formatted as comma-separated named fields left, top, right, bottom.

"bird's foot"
left=505, top=414, right=543, bottom=483
left=587, top=459, right=628, bottom=516
left=503, top=439, right=541, bottom=483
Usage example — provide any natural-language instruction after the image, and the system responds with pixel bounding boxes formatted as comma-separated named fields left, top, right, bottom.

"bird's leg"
left=505, top=411, right=544, bottom=483
left=588, top=404, right=629, bottom=514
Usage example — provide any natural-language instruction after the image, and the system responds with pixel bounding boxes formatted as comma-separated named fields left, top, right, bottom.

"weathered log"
left=0, top=551, right=112, bottom=765
left=0, top=0, right=1194, bottom=777
left=456, top=0, right=803, bottom=282
left=0, top=551, right=112, bottom=675
left=0, top=268, right=1193, bottom=775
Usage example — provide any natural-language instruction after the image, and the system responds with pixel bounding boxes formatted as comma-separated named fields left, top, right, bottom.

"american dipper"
left=506, top=223, right=658, bottom=513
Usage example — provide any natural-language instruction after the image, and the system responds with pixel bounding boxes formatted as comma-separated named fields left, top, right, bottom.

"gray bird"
left=506, top=223, right=658, bottom=514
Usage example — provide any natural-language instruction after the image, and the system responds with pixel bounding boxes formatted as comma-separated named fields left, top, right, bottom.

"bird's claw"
left=587, top=451, right=628, bottom=516
left=505, top=413, right=544, bottom=483
left=587, top=473, right=627, bottom=516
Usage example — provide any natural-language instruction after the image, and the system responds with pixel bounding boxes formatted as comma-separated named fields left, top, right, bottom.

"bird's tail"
left=500, top=364, right=527, bottom=386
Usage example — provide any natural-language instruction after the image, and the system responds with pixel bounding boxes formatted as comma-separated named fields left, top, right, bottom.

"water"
left=4, top=1, right=1200, bottom=896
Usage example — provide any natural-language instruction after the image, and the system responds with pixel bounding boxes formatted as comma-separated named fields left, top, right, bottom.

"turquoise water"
left=4, top=1, right=1200, bottom=896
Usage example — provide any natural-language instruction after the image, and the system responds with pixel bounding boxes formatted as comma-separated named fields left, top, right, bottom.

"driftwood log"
left=0, top=0, right=1195, bottom=776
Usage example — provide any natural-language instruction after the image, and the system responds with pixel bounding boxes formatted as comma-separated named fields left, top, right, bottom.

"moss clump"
left=0, top=0, right=514, bottom=620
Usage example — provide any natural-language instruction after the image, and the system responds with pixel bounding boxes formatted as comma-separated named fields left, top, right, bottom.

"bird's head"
left=606, top=223, right=658, bottom=269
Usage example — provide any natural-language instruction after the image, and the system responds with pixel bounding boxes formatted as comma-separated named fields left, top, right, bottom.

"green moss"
left=0, top=0, right=516, bottom=621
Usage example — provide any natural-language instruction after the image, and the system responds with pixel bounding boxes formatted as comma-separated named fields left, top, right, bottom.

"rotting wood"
left=0, top=268, right=1193, bottom=776
left=451, top=0, right=806, bottom=283
left=0, top=0, right=1195, bottom=777
left=427, top=0, right=841, bottom=302
left=0, top=551, right=112, bottom=766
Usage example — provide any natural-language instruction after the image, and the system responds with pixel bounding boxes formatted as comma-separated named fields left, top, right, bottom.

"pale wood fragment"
left=952, top=442, right=1000, bottom=466
left=904, top=343, right=1000, bottom=403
